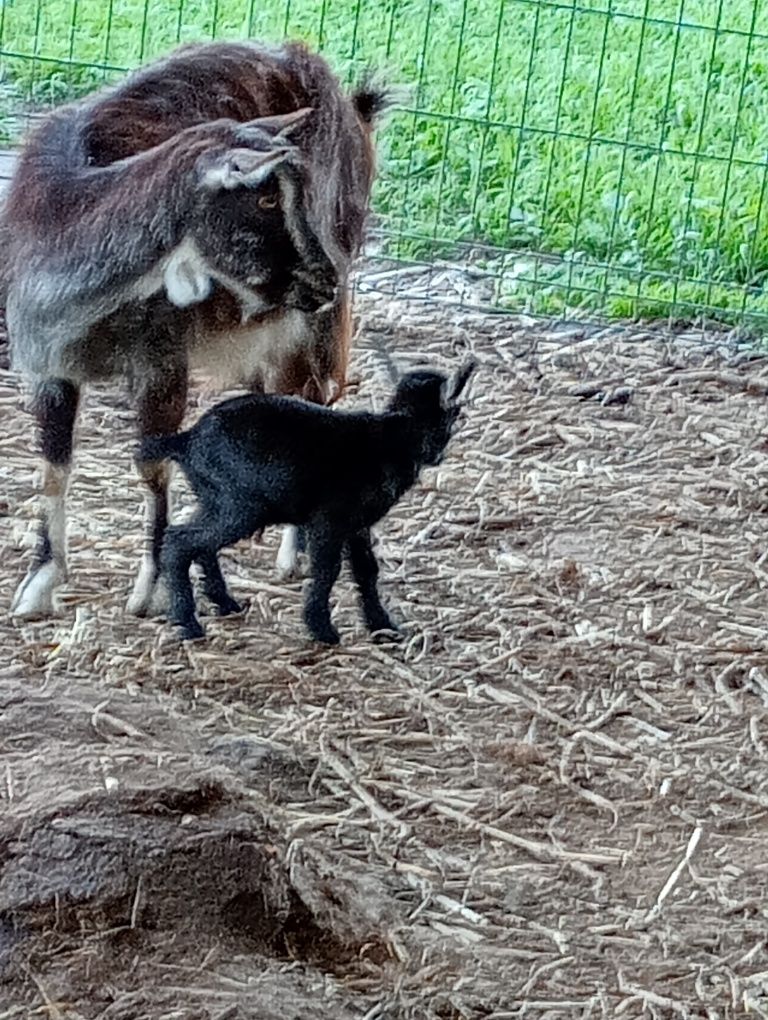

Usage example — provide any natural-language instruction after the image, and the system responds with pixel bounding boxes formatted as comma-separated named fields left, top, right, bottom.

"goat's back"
left=176, top=393, right=418, bottom=527
left=11, top=41, right=380, bottom=268
left=190, top=392, right=386, bottom=469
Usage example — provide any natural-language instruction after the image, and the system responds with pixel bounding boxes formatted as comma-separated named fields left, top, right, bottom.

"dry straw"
left=2, top=289, right=768, bottom=1016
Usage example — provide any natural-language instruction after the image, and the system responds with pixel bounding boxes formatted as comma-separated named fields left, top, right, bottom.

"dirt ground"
left=2, top=292, right=768, bottom=1019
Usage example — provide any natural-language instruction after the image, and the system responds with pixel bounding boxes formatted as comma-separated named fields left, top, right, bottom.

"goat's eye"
left=258, top=193, right=279, bottom=211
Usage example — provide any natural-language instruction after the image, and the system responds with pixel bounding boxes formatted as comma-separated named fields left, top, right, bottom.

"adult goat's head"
left=164, top=107, right=337, bottom=317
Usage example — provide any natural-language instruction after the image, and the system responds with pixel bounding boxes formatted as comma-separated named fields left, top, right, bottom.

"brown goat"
left=6, top=40, right=389, bottom=619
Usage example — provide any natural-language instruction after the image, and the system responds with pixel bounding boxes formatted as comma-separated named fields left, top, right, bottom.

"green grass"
left=2, top=0, right=768, bottom=324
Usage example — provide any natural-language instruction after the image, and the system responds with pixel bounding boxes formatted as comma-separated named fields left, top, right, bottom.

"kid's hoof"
left=179, top=620, right=205, bottom=642
left=310, top=626, right=340, bottom=646
left=366, top=609, right=398, bottom=634
left=216, top=595, right=245, bottom=617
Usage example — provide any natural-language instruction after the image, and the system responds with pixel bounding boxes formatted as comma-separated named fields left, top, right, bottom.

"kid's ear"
left=448, top=358, right=478, bottom=402
left=198, top=145, right=295, bottom=191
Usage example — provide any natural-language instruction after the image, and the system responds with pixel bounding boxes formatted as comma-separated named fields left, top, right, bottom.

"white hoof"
left=276, top=526, right=298, bottom=579
left=275, top=526, right=310, bottom=581
left=276, top=552, right=310, bottom=581
left=126, top=555, right=167, bottom=617
left=11, top=561, right=63, bottom=619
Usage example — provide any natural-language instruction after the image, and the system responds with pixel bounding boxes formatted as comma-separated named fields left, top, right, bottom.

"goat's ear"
left=198, top=146, right=295, bottom=191
left=239, top=107, right=314, bottom=142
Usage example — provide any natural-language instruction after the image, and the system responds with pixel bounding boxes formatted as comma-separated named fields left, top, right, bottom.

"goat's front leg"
left=127, top=367, right=187, bottom=616
left=304, top=524, right=344, bottom=645
left=11, top=379, right=79, bottom=618
left=346, top=528, right=400, bottom=639
left=244, top=374, right=308, bottom=583
left=273, top=294, right=350, bottom=582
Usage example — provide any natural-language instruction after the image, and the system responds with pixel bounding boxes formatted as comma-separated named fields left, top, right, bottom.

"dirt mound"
left=0, top=675, right=404, bottom=1017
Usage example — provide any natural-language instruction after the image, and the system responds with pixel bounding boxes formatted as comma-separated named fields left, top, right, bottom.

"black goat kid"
left=138, top=360, right=476, bottom=643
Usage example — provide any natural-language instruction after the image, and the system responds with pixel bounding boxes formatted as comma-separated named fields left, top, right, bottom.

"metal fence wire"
left=1, top=0, right=767, bottom=326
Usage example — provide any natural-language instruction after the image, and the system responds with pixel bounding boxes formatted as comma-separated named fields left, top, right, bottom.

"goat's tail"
left=137, top=432, right=190, bottom=465
left=352, top=69, right=397, bottom=125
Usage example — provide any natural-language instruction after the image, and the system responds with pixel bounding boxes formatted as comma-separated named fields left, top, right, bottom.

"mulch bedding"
left=1, top=293, right=768, bottom=1018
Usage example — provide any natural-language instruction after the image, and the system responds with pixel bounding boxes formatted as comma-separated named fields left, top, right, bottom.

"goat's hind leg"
left=346, top=528, right=400, bottom=640
left=12, top=379, right=79, bottom=619
left=162, top=512, right=258, bottom=640
left=160, top=521, right=204, bottom=641
left=127, top=458, right=174, bottom=617
left=197, top=549, right=244, bottom=618
left=127, top=367, right=187, bottom=616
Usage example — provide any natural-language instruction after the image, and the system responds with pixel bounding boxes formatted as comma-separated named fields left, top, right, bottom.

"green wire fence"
left=1, top=0, right=768, bottom=326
